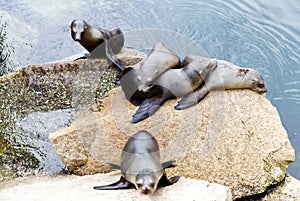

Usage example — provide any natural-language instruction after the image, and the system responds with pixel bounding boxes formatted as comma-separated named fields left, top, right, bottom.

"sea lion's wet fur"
left=70, top=19, right=125, bottom=71
left=175, top=55, right=267, bottom=110
left=121, top=59, right=217, bottom=123
left=137, top=43, right=181, bottom=92
left=93, top=131, right=180, bottom=194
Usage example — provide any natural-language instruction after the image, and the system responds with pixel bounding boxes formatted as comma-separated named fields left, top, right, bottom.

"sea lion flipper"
left=93, top=176, right=134, bottom=190
left=131, top=97, right=164, bottom=124
left=174, top=86, right=209, bottom=110
left=120, top=67, right=145, bottom=106
left=158, top=174, right=180, bottom=187
left=105, top=39, right=125, bottom=71
left=74, top=52, right=91, bottom=61
left=161, top=160, right=177, bottom=169
left=168, top=175, right=180, bottom=184
left=106, top=163, right=121, bottom=170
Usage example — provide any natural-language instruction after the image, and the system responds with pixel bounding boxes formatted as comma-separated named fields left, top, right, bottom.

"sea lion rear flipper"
left=106, top=163, right=121, bottom=170
left=131, top=96, right=164, bottom=124
left=161, top=160, right=177, bottom=169
left=158, top=174, right=180, bottom=187
left=93, top=176, right=134, bottom=190
left=174, top=86, right=209, bottom=110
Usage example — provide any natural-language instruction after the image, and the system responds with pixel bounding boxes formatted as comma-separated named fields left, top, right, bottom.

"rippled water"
left=1, top=0, right=299, bottom=179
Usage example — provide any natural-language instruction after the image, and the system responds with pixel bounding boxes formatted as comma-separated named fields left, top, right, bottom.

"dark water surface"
left=1, top=0, right=299, bottom=179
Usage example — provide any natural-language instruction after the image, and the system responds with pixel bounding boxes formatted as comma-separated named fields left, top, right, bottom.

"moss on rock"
left=0, top=49, right=145, bottom=180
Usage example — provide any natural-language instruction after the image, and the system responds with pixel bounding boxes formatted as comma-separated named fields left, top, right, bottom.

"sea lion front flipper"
left=74, top=52, right=91, bottom=61
left=174, top=86, right=209, bottom=110
left=105, top=39, right=125, bottom=71
left=131, top=96, right=164, bottom=124
left=161, top=160, right=177, bottom=169
left=93, top=176, right=134, bottom=190
left=158, top=174, right=180, bottom=187
left=120, top=67, right=146, bottom=106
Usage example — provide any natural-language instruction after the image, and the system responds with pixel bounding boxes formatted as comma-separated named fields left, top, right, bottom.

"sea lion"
left=174, top=55, right=268, bottom=110
left=93, top=130, right=180, bottom=194
left=137, top=42, right=181, bottom=92
left=121, top=58, right=217, bottom=123
left=70, top=19, right=125, bottom=71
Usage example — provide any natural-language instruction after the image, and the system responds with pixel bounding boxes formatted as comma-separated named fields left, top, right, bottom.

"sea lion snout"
left=138, top=83, right=153, bottom=92
left=139, top=186, right=153, bottom=194
left=256, top=85, right=268, bottom=93
left=73, top=33, right=81, bottom=42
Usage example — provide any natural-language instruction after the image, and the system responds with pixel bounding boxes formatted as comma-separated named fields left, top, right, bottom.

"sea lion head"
left=245, top=69, right=268, bottom=93
left=137, top=74, right=155, bottom=92
left=135, top=169, right=158, bottom=194
left=137, top=43, right=181, bottom=93
left=70, top=19, right=88, bottom=42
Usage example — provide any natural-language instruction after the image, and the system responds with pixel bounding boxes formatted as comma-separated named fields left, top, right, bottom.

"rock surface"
left=0, top=48, right=145, bottom=180
left=0, top=172, right=232, bottom=201
left=257, top=174, right=300, bottom=201
left=49, top=87, right=295, bottom=199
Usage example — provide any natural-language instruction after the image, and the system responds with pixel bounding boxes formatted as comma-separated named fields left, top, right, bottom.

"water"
left=0, top=0, right=299, bottom=179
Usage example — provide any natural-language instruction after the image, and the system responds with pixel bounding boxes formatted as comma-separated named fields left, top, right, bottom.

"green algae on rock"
left=0, top=20, right=13, bottom=76
left=0, top=49, right=146, bottom=180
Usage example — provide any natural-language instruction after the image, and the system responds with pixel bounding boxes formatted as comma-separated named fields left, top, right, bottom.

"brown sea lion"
left=121, top=59, right=217, bottom=123
left=70, top=19, right=125, bottom=71
left=93, top=130, right=180, bottom=194
left=174, top=56, right=268, bottom=110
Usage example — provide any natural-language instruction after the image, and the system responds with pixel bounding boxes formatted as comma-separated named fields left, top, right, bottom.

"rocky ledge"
left=0, top=172, right=232, bottom=201
left=0, top=48, right=145, bottom=179
left=49, top=87, right=296, bottom=199
left=1, top=48, right=299, bottom=200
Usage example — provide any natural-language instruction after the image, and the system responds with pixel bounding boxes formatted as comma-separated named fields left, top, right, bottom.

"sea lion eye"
left=84, top=26, right=88, bottom=29
left=150, top=183, right=155, bottom=188
left=258, top=83, right=265, bottom=88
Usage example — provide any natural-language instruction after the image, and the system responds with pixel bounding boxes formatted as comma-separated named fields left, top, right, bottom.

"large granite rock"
left=0, top=173, right=232, bottom=201
left=49, top=87, right=295, bottom=199
left=258, top=174, right=300, bottom=201
left=0, top=48, right=145, bottom=180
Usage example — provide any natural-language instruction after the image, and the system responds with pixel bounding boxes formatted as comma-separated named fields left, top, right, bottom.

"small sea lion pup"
left=93, top=130, right=180, bottom=194
left=121, top=59, right=217, bottom=123
left=137, top=42, right=181, bottom=92
left=174, top=55, right=268, bottom=110
left=70, top=19, right=125, bottom=71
